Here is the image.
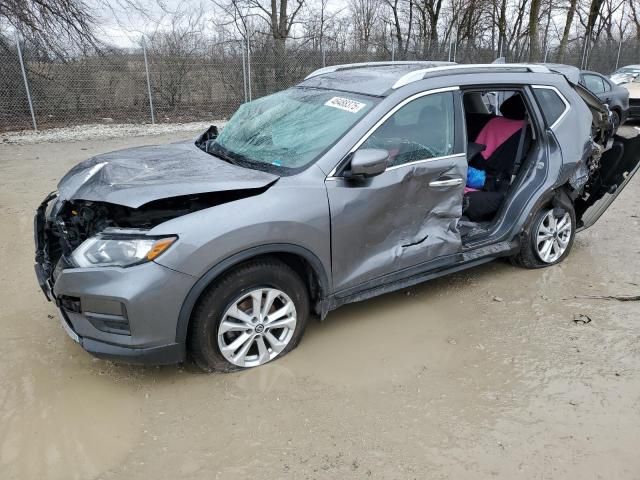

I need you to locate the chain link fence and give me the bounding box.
[1,35,637,132]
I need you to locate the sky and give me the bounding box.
[95,0,203,47]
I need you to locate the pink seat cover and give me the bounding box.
[475,116,525,161]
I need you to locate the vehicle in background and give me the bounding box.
[610,65,640,85]
[539,64,623,130]
[580,70,629,129]
[609,67,640,122]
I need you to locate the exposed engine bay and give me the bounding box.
[34,188,269,298]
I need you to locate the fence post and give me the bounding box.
[142,38,155,124]
[391,36,395,62]
[16,35,37,131]
[246,38,252,101]
[242,40,248,103]
[616,37,624,71]
[615,2,626,71]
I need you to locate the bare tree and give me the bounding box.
[213,0,306,80]
[384,0,413,59]
[556,0,578,61]
[528,0,541,60]
[147,8,206,110]
[350,0,380,51]
[0,0,98,53]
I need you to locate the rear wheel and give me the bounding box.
[611,109,621,132]
[188,259,310,372]
[511,203,576,269]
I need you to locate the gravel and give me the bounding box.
[0,121,222,145]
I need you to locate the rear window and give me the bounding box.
[532,88,567,127]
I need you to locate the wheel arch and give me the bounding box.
[514,184,575,242]
[175,244,330,344]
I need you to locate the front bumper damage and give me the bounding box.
[34,193,194,365]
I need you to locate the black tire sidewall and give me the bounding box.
[189,260,309,372]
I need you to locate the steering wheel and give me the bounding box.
[363,137,440,166]
[391,139,439,166]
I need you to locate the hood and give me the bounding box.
[611,72,640,85]
[622,81,640,99]
[57,141,279,208]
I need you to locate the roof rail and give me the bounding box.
[392,63,552,89]
[304,61,455,80]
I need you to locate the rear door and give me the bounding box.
[325,88,467,293]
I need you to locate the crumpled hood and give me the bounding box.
[57,141,279,208]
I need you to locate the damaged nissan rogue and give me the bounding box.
[35,62,640,371]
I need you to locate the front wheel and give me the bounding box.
[511,203,576,269]
[188,259,310,372]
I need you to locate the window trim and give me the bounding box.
[531,85,570,130]
[327,86,460,178]
[385,152,466,171]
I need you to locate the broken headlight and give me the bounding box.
[71,234,177,268]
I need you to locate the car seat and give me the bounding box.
[464,94,530,222]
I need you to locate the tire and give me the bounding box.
[188,258,310,372]
[611,109,621,133]
[511,201,576,269]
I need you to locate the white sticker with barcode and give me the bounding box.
[324,96,367,113]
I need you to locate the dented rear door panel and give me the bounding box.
[326,155,466,292]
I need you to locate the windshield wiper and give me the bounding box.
[209,142,239,166]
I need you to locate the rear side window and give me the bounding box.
[583,74,606,94]
[532,88,567,127]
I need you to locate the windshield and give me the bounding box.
[211,88,378,172]
[614,67,640,74]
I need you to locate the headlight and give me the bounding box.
[71,234,177,268]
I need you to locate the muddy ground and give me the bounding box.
[1,128,639,480]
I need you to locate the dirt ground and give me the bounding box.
[1,128,639,480]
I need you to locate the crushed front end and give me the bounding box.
[33,193,197,364]
[34,192,63,301]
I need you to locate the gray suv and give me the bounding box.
[35,62,640,371]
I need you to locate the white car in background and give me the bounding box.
[610,65,640,85]
[610,65,640,120]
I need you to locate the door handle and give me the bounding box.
[429,177,463,187]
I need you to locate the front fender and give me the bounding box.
[150,182,331,279]
[173,243,330,344]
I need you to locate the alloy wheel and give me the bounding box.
[535,210,572,263]
[217,288,297,367]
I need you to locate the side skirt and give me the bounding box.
[320,240,519,315]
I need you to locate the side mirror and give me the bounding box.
[348,148,389,179]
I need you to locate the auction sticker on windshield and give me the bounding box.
[325,97,367,113]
